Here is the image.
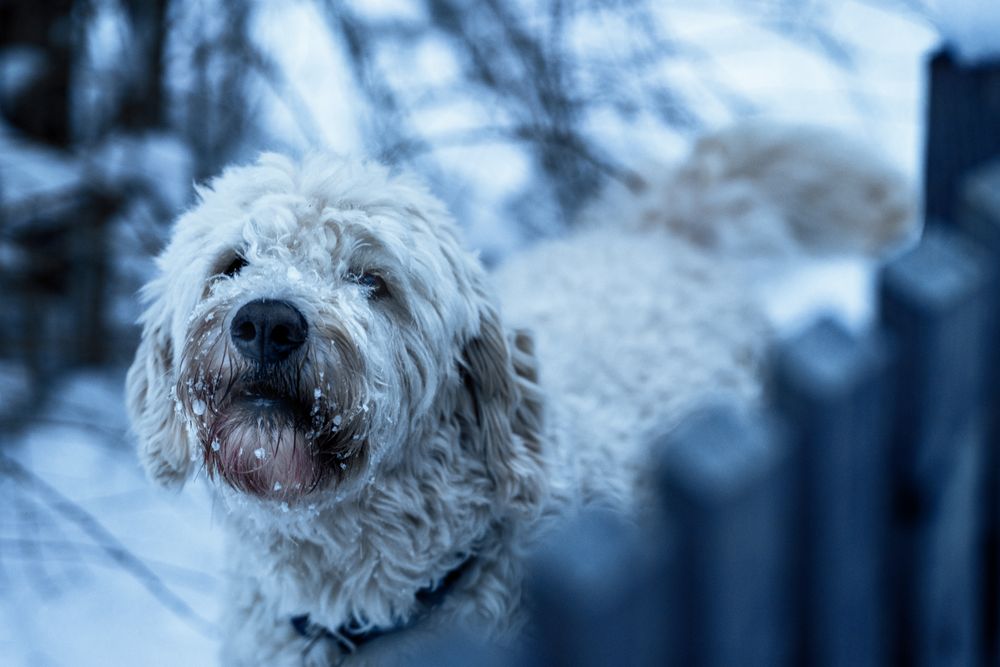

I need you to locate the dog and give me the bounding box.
[126,122,914,665]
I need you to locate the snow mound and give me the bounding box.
[929,0,1000,64]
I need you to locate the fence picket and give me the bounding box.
[924,49,1000,225]
[770,318,892,667]
[524,509,660,667]
[959,161,1000,665]
[879,230,993,666]
[655,403,791,667]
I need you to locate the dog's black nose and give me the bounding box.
[230,299,308,365]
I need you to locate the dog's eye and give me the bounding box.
[352,273,388,299]
[223,255,248,277]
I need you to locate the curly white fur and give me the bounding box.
[126,122,914,665]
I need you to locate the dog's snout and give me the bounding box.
[230,299,308,365]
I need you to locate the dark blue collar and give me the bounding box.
[291,555,477,658]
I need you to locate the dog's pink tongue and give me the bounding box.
[218,425,317,498]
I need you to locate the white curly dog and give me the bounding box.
[126,123,913,665]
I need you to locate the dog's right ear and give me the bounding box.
[457,298,547,518]
[125,318,192,488]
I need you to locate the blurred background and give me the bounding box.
[0,0,942,664]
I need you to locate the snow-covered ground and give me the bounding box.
[0,1,953,665]
[0,373,222,667]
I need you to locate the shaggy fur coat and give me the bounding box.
[126,122,913,665]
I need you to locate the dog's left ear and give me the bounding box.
[459,301,547,517]
[125,307,192,489]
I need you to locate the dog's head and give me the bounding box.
[126,153,543,512]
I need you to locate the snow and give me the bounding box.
[928,0,1000,63]
[251,0,365,154]
[91,133,194,214]
[0,47,47,103]
[0,126,85,209]
[0,372,223,667]
[762,257,875,333]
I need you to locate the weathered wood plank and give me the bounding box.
[655,403,791,667]
[404,630,518,667]
[924,48,1000,226]
[879,229,993,666]
[524,508,660,667]
[770,317,892,667]
[959,162,1000,665]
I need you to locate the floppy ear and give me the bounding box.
[125,320,192,488]
[459,301,547,517]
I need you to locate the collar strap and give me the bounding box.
[291,555,477,657]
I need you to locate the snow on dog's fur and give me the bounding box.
[126,122,914,665]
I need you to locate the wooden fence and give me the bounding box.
[411,48,1000,667]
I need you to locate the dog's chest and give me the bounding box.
[220,466,505,630]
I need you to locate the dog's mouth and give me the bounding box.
[233,385,302,415]
[197,377,367,502]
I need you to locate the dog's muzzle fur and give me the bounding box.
[177,292,369,499]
